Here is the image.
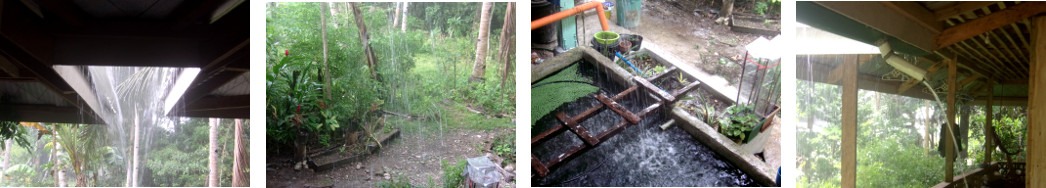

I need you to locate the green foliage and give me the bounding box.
[492,134,515,165]
[531,63,598,126]
[441,158,467,188]
[0,121,30,150]
[720,104,758,142]
[375,174,414,188]
[146,118,248,187]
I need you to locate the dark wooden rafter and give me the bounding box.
[34,0,88,26]
[936,2,1046,50]
[882,1,942,33]
[933,1,996,21]
[0,0,106,123]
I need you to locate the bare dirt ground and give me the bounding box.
[266,127,515,188]
[634,0,776,84]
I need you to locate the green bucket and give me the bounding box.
[594,31,620,45]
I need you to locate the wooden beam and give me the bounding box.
[841,55,858,188]
[882,1,942,33]
[0,55,19,77]
[799,55,938,101]
[957,74,982,88]
[934,1,997,21]
[945,59,957,182]
[897,79,922,94]
[826,54,873,84]
[936,2,1046,49]
[53,36,202,67]
[34,0,87,26]
[816,1,938,51]
[0,104,104,124]
[1027,15,1046,188]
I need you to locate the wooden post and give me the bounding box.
[945,59,956,182]
[1027,15,1046,188]
[984,77,993,165]
[841,55,858,188]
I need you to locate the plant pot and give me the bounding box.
[594,31,620,45]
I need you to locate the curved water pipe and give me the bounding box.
[878,40,968,187]
[531,1,610,31]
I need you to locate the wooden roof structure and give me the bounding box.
[798,1,1046,187]
[797,1,1040,106]
[0,0,248,124]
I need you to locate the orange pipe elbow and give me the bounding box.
[531,1,610,31]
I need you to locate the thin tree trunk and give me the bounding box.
[719,0,734,21]
[350,2,381,81]
[208,118,219,187]
[321,3,332,100]
[1,139,9,185]
[393,2,400,27]
[496,3,514,64]
[56,141,65,187]
[469,2,493,83]
[232,119,246,186]
[497,3,515,92]
[401,2,409,32]
[131,105,140,187]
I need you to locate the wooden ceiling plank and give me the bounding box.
[949,22,1020,81]
[955,37,1014,79]
[933,1,997,21]
[995,2,1031,62]
[882,1,943,33]
[978,7,1025,69]
[936,2,1046,49]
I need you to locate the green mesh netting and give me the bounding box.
[531,63,599,126]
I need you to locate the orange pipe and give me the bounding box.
[531,1,609,31]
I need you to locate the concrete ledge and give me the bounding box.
[671,107,777,186]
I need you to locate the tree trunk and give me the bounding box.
[1,139,9,185]
[469,2,493,83]
[321,3,332,100]
[131,105,140,187]
[401,2,409,32]
[350,2,381,81]
[232,119,247,187]
[497,3,515,97]
[719,0,734,20]
[56,141,65,187]
[208,118,219,187]
[393,2,400,27]
[496,3,514,64]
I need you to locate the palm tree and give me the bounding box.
[469,2,493,83]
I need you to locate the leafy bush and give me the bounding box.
[720,104,759,142]
[441,158,467,188]
[492,134,515,165]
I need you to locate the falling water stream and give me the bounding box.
[532,62,757,186]
[78,66,195,186]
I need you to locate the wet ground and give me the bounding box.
[266,125,514,188]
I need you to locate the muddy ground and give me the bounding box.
[266,126,515,188]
